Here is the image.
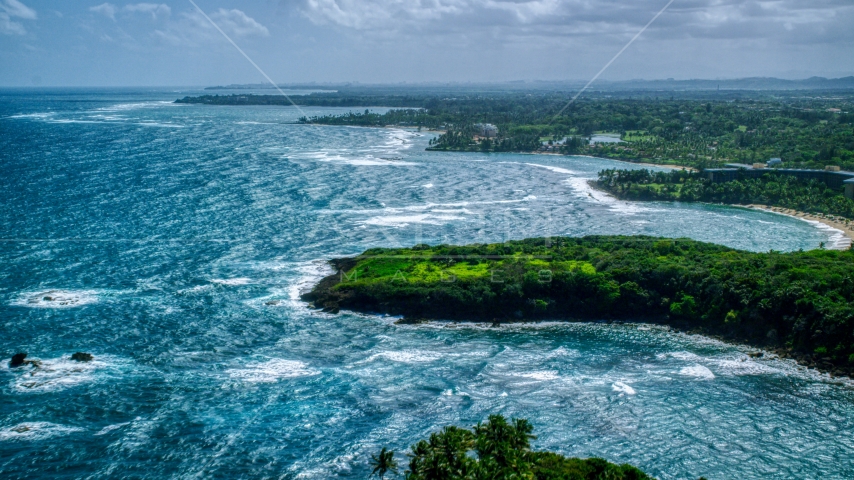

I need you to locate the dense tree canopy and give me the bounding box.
[373,414,652,480]
[596,169,854,220]
[182,91,854,170]
[304,236,854,376]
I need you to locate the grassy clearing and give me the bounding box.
[623,130,656,142]
[339,249,595,286]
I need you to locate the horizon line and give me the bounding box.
[3,75,854,90]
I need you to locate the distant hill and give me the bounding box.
[600,76,854,91]
[205,76,854,92]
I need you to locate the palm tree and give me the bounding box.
[370,447,398,479]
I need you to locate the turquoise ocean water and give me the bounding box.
[1,88,852,479]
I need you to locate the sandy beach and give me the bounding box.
[742,204,853,250]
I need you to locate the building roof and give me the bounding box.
[713,164,854,177]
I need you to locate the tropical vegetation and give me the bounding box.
[178,90,854,170]
[370,414,653,479]
[303,236,854,376]
[596,169,854,220]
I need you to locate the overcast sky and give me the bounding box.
[1,0,853,86]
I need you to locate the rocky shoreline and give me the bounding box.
[303,236,854,383]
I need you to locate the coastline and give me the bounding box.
[304,123,696,171]
[588,181,852,250]
[739,204,853,250]
[576,154,697,171]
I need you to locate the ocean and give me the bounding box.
[1,88,852,479]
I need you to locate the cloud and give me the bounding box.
[296,0,854,46]
[153,8,269,46]
[90,2,118,21]
[209,8,269,37]
[3,0,34,19]
[124,3,171,20]
[0,0,36,35]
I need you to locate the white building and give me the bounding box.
[474,123,498,138]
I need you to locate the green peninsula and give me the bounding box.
[303,236,854,376]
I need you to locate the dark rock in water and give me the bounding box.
[748,352,764,358]
[395,317,424,325]
[71,352,93,362]
[265,300,280,306]
[10,353,27,367]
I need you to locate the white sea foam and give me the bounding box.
[657,351,702,362]
[6,354,115,392]
[48,119,103,124]
[513,370,560,381]
[548,346,578,358]
[350,197,534,227]
[344,157,416,166]
[714,358,781,376]
[177,284,213,294]
[227,359,319,383]
[326,198,532,217]
[799,218,850,249]
[134,122,184,128]
[566,176,652,214]
[525,162,664,215]
[429,208,473,214]
[94,101,174,112]
[422,183,434,188]
[360,213,466,227]
[0,422,83,441]
[380,129,416,150]
[7,112,56,119]
[211,278,252,286]
[289,260,335,302]
[299,151,417,166]
[525,163,578,175]
[11,289,100,308]
[679,365,715,380]
[361,350,441,364]
[612,381,637,395]
[94,422,130,436]
[86,114,126,121]
[658,350,785,377]
[235,259,333,309]
[45,118,182,128]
